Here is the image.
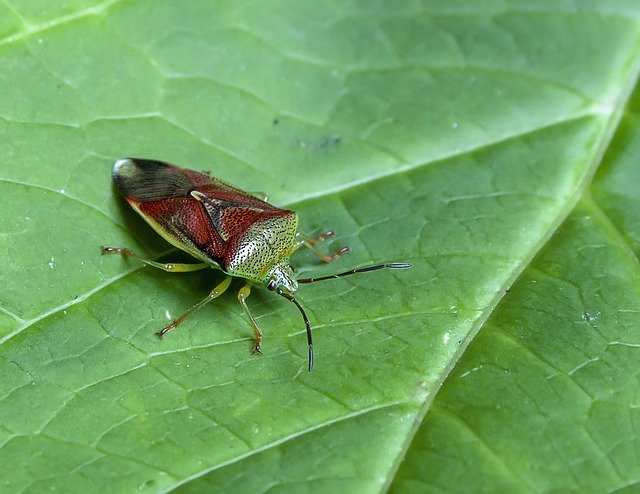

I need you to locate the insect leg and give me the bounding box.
[305,229,336,245]
[237,283,263,355]
[101,246,209,272]
[295,231,350,263]
[156,275,233,338]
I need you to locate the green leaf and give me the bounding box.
[1,1,639,492]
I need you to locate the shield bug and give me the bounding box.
[103,158,411,370]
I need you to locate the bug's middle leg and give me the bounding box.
[237,283,263,355]
[156,275,233,338]
[295,231,350,263]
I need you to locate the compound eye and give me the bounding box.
[288,263,295,272]
[267,280,277,291]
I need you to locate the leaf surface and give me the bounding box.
[0,1,639,492]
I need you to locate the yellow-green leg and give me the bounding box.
[156,276,233,338]
[237,283,263,354]
[295,230,350,263]
[101,246,210,272]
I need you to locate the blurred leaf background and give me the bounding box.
[0,1,639,492]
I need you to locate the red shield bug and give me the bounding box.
[102,158,411,371]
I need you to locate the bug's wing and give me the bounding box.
[112,158,199,200]
[112,158,228,265]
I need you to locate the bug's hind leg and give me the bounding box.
[295,231,350,263]
[237,283,263,355]
[101,246,210,272]
[156,275,233,338]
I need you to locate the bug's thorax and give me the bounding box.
[223,212,299,284]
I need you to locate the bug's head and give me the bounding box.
[266,262,298,295]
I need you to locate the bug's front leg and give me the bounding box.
[101,246,210,272]
[295,231,350,263]
[156,275,233,338]
[237,283,263,355]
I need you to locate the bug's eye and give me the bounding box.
[288,264,295,272]
[267,280,277,291]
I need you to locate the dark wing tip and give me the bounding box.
[112,158,193,202]
[112,158,169,181]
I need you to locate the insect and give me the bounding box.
[102,158,411,370]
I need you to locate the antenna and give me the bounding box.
[277,289,314,372]
[297,262,412,284]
